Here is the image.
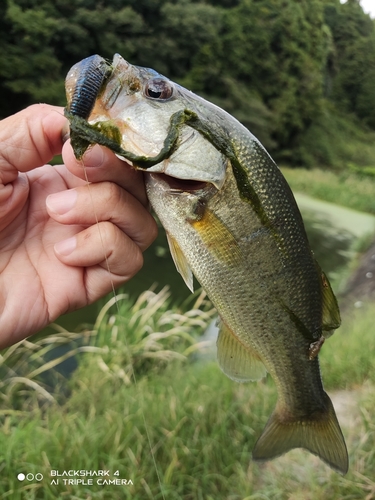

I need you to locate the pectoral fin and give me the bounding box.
[166,232,194,292]
[189,208,242,266]
[217,320,267,382]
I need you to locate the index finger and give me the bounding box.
[0,104,67,185]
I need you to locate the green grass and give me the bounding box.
[0,294,374,499]
[320,305,375,390]
[0,362,275,499]
[282,167,375,214]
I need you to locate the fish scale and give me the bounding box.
[65,53,348,475]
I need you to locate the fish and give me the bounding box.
[64,54,348,474]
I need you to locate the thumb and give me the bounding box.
[0,104,67,185]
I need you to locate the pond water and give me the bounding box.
[42,193,375,335]
[294,193,375,283]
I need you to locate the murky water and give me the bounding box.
[302,210,354,279]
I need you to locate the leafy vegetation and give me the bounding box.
[0,289,215,407]
[1,0,375,168]
[0,292,374,499]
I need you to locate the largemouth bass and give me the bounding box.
[65,54,348,474]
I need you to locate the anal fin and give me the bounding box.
[216,320,267,382]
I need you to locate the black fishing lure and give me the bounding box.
[65,54,112,119]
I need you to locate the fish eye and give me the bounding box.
[144,78,173,100]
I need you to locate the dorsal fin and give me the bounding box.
[321,270,341,337]
[216,320,267,382]
[315,260,341,338]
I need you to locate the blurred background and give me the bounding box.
[1,0,375,498]
[2,0,375,169]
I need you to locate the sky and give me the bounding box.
[360,0,375,17]
[341,0,375,17]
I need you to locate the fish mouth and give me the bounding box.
[149,173,210,193]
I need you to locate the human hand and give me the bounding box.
[0,104,157,348]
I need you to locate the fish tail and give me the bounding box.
[252,392,348,474]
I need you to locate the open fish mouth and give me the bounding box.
[151,173,210,193]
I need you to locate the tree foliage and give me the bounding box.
[1,0,374,167]
[324,0,375,129]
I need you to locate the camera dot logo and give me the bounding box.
[17,473,43,482]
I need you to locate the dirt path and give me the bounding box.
[341,238,375,308]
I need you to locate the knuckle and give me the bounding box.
[100,221,144,277]
[102,181,124,206]
[130,247,144,276]
[145,216,158,246]
[101,220,117,241]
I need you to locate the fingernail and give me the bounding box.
[54,236,77,256]
[83,144,105,168]
[46,189,77,215]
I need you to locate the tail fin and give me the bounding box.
[252,392,348,475]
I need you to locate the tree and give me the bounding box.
[183,0,330,158]
[0,0,374,168]
[0,1,62,115]
[0,0,146,116]
[324,0,375,127]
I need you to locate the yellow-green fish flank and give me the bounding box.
[65,54,348,474]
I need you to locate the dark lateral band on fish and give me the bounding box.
[280,300,321,344]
